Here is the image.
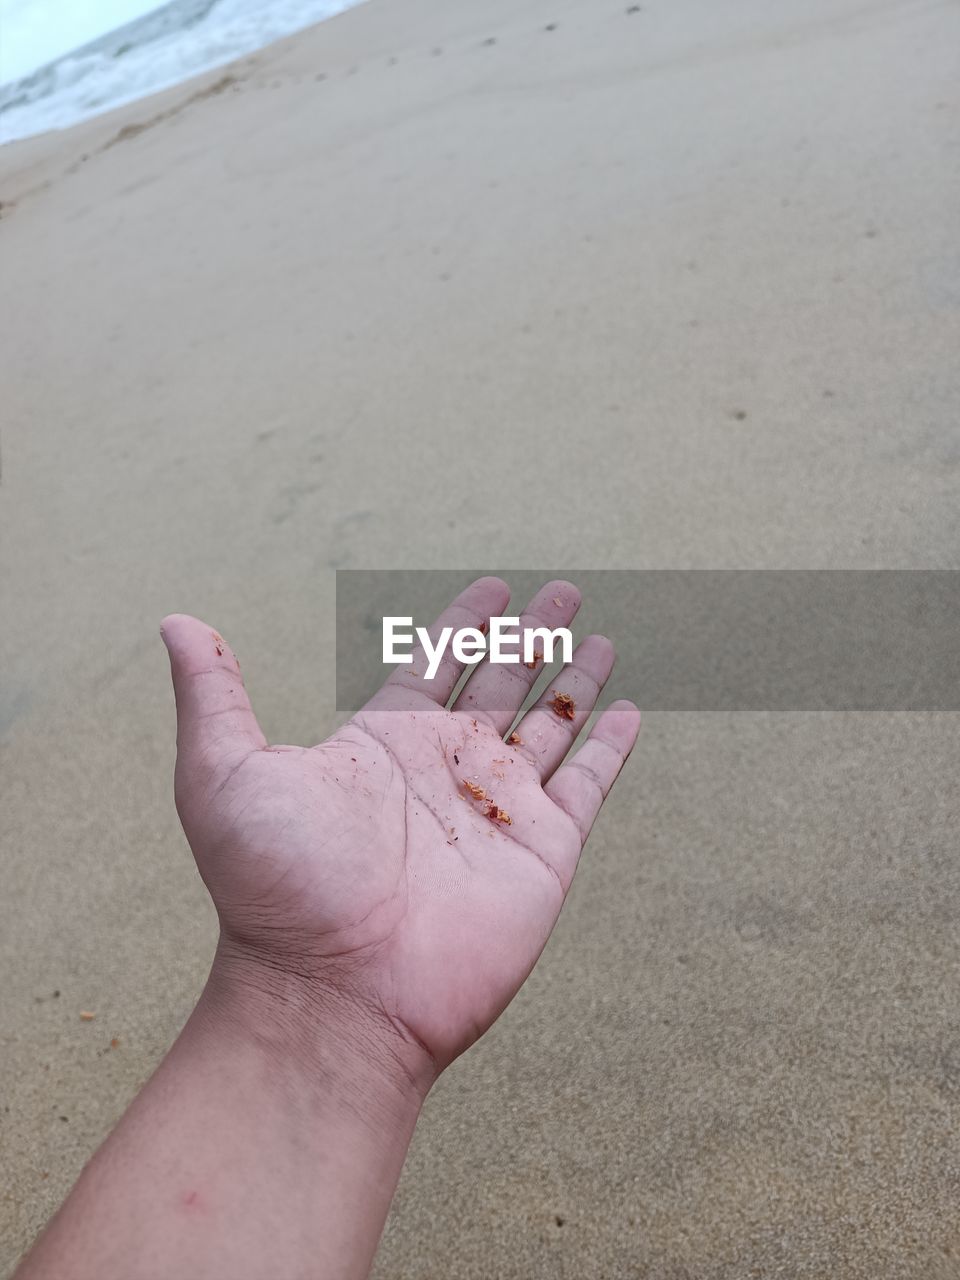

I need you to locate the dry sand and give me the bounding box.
[2,0,960,1275]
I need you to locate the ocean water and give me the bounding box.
[0,0,366,145]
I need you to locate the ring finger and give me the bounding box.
[507,634,616,781]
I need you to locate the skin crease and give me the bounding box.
[15,577,641,1280]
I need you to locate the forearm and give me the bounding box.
[15,943,427,1280]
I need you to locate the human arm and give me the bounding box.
[15,577,640,1280]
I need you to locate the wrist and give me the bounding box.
[199,935,436,1121]
[21,932,430,1280]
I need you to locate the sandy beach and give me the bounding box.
[2,0,960,1274]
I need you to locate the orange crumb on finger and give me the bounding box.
[484,801,512,825]
[550,691,576,720]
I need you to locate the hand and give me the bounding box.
[161,578,640,1093]
[11,578,641,1280]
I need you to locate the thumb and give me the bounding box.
[160,614,266,776]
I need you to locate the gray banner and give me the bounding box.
[335,571,960,712]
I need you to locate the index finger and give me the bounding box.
[366,576,511,710]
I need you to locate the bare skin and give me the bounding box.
[15,577,640,1280]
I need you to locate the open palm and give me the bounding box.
[161,578,640,1083]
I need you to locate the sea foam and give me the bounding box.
[0,0,366,145]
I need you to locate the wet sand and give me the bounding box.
[2,0,959,1274]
